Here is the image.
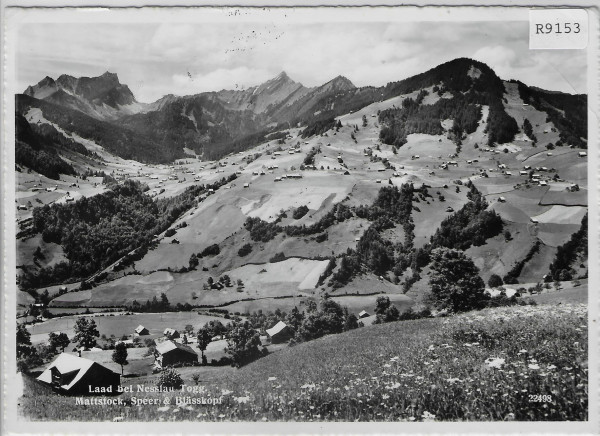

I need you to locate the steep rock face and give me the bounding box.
[23,72,143,120]
[216,72,312,113]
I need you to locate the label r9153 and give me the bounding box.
[535,22,581,34]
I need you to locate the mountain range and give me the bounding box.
[16,57,587,169]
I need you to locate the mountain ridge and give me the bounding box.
[19,57,587,164]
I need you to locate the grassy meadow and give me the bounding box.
[20,303,587,422]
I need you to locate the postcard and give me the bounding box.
[1,1,598,434]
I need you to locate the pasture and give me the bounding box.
[20,303,588,421]
[26,312,224,345]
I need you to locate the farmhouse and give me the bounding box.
[163,328,180,339]
[154,340,198,368]
[266,321,294,344]
[37,353,120,395]
[134,325,149,336]
[358,310,370,319]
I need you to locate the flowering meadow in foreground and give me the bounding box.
[21,304,588,422]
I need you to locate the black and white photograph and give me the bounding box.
[1,2,598,433]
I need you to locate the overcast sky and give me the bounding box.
[17,20,587,103]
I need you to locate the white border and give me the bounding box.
[1,2,598,435]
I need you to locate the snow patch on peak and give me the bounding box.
[468,65,482,79]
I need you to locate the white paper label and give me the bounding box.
[529,9,588,49]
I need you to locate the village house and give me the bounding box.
[134,325,149,336]
[37,353,120,395]
[154,340,198,368]
[163,328,180,339]
[266,321,294,344]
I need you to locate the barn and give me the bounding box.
[135,325,149,336]
[154,340,198,368]
[163,328,180,339]
[358,310,370,319]
[266,321,293,344]
[37,353,120,395]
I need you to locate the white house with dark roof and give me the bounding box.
[37,353,120,395]
[265,321,293,344]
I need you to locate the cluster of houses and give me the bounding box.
[34,304,379,395]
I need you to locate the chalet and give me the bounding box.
[358,310,370,319]
[530,217,539,224]
[243,183,250,188]
[375,179,382,183]
[134,325,149,336]
[287,174,303,179]
[498,197,506,203]
[539,180,548,186]
[578,151,587,157]
[520,171,528,176]
[274,177,282,182]
[265,321,293,344]
[524,165,531,170]
[17,205,27,211]
[547,152,553,156]
[211,282,224,290]
[163,328,180,339]
[154,340,198,369]
[37,353,120,395]
[498,164,507,169]
[65,197,75,202]
[274,152,281,156]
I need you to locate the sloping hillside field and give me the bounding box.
[21,304,588,421]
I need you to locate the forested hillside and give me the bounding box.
[14,113,92,179]
[379,59,519,147]
[16,95,179,163]
[19,175,236,290]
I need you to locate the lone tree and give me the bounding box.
[374,296,391,315]
[427,247,489,313]
[225,321,262,367]
[16,323,32,358]
[73,317,100,350]
[487,274,504,288]
[196,327,212,365]
[112,342,128,375]
[373,296,400,324]
[48,332,70,353]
